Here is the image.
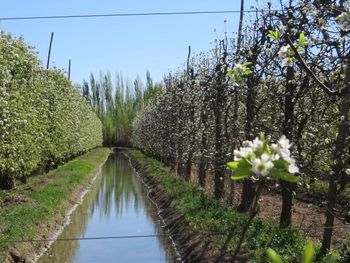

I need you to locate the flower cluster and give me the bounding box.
[346,168,350,176]
[277,46,291,61]
[269,30,308,66]
[336,1,350,31]
[227,62,253,86]
[228,134,299,182]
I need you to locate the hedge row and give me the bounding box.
[0,31,103,189]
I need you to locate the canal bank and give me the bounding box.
[127,150,311,263]
[37,149,180,263]
[2,148,314,262]
[127,150,230,262]
[0,148,111,263]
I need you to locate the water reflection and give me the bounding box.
[38,151,177,263]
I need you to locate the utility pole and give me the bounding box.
[46,32,54,69]
[68,59,71,80]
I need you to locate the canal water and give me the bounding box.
[38,151,178,263]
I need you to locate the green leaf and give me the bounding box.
[259,132,265,141]
[287,57,295,64]
[321,252,340,263]
[231,174,249,181]
[298,32,308,46]
[231,159,252,179]
[267,248,283,263]
[226,69,234,77]
[227,161,239,170]
[302,242,314,263]
[243,69,253,75]
[259,133,270,154]
[268,30,281,40]
[242,61,253,67]
[275,171,300,183]
[273,159,289,169]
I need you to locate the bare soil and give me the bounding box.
[0,195,34,208]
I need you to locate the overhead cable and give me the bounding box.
[0,10,283,21]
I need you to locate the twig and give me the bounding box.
[232,180,264,261]
[285,36,338,96]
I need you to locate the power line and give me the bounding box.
[2,222,350,244]
[2,231,237,244]
[0,10,282,21]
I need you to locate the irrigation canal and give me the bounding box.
[38,150,180,263]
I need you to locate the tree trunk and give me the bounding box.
[239,65,256,212]
[198,159,206,187]
[214,85,225,199]
[339,171,348,191]
[213,66,225,199]
[213,38,228,200]
[238,180,255,212]
[280,65,296,228]
[0,174,14,190]
[185,157,192,181]
[321,53,350,252]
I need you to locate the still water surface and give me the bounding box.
[38,151,177,263]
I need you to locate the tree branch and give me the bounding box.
[285,36,338,96]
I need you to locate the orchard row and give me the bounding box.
[132,0,350,253]
[0,31,103,189]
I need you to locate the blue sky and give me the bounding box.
[0,0,272,85]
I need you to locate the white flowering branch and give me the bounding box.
[285,36,338,96]
[228,133,299,182]
[227,133,299,260]
[227,62,253,86]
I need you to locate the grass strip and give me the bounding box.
[129,150,345,262]
[0,147,111,261]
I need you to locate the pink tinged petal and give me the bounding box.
[252,137,263,150]
[261,154,270,162]
[240,147,253,157]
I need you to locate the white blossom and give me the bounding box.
[346,168,350,176]
[278,46,289,59]
[337,2,350,30]
[252,137,263,151]
[252,154,274,176]
[272,135,292,159]
[234,147,253,161]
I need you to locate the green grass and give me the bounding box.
[307,179,350,202]
[129,150,344,262]
[307,180,350,220]
[0,147,111,261]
